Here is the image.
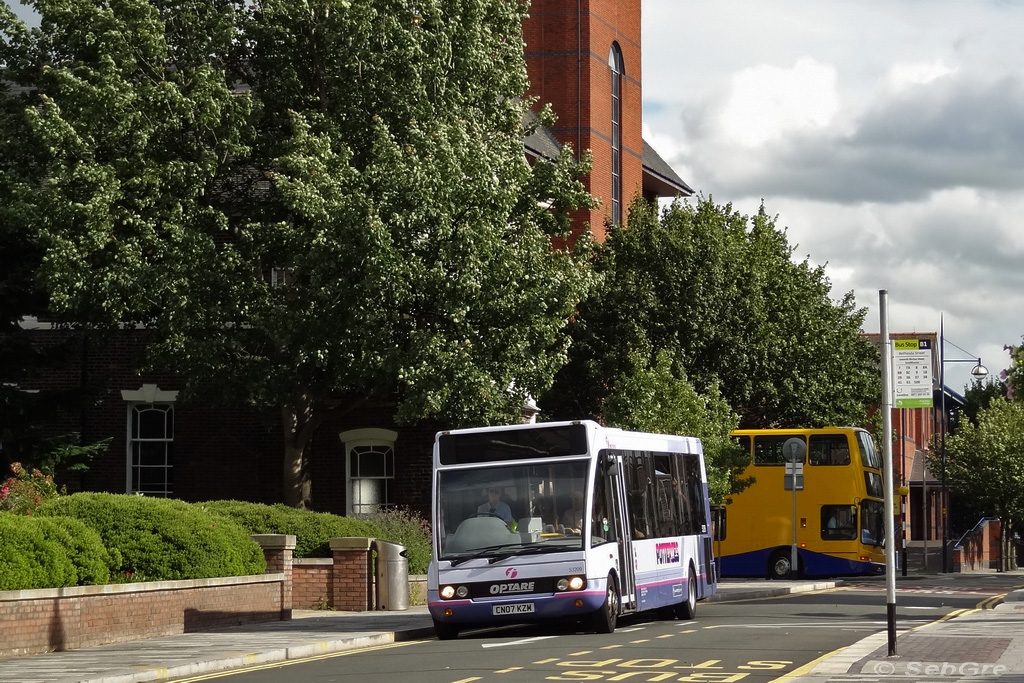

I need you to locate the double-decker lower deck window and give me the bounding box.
[821,504,857,540]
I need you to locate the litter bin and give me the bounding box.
[374,540,410,611]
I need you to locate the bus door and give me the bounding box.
[603,452,637,613]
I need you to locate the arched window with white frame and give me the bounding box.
[339,428,398,515]
[121,384,178,497]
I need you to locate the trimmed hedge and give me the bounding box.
[0,514,114,590]
[36,493,266,581]
[202,500,432,574]
[200,500,378,558]
[3,494,433,588]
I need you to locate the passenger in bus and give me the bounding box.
[831,448,851,465]
[477,486,514,526]
[563,490,586,532]
[533,495,559,531]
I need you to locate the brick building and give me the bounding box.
[12,2,690,518]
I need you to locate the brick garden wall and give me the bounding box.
[954,518,1003,572]
[0,535,426,658]
[0,574,285,658]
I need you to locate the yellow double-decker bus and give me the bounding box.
[715,427,886,579]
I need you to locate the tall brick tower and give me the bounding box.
[523,0,689,243]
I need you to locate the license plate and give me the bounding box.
[492,602,535,616]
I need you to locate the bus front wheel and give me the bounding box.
[433,619,459,641]
[675,567,698,619]
[768,549,796,580]
[591,574,619,634]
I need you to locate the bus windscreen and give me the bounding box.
[438,424,589,465]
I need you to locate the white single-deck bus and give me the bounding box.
[427,420,717,639]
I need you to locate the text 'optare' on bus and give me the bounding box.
[713,427,886,580]
[427,420,717,640]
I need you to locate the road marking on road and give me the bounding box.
[711,620,928,629]
[166,641,425,682]
[767,644,848,683]
[482,635,557,648]
[495,666,522,673]
[978,593,1006,610]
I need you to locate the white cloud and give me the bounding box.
[885,60,956,91]
[713,57,840,147]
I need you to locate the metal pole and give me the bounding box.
[940,314,948,573]
[879,290,897,656]
[791,445,798,575]
[901,410,907,577]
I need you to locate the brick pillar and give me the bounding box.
[253,534,296,620]
[330,537,375,611]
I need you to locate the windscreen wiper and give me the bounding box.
[447,543,529,566]
[485,544,570,564]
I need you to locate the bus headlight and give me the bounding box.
[440,585,470,600]
[557,576,586,591]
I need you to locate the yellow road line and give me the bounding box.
[165,640,425,682]
[767,646,845,683]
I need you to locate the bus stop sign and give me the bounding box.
[783,438,805,491]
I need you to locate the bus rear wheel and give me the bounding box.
[590,574,619,634]
[768,549,796,580]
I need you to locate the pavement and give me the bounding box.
[1,577,1022,683]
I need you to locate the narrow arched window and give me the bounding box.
[609,43,624,226]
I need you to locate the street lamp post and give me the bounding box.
[938,314,988,573]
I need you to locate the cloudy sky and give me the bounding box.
[642,0,1024,393]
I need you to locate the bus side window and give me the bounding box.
[809,435,851,466]
[753,436,795,465]
[821,505,857,540]
[623,453,652,539]
[591,462,615,546]
[731,435,752,462]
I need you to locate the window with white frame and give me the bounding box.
[121,384,178,497]
[339,428,397,515]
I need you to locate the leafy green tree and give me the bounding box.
[5,0,595,508]
[602,346,750,505]
[962,376,1009,428]
[1005,341,1024,402]
[544,196,880,434]
[930,398,1024,570]
[0,4,106,477]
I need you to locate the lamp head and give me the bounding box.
[971,363,989,378]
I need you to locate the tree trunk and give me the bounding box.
[280,401,319,509]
